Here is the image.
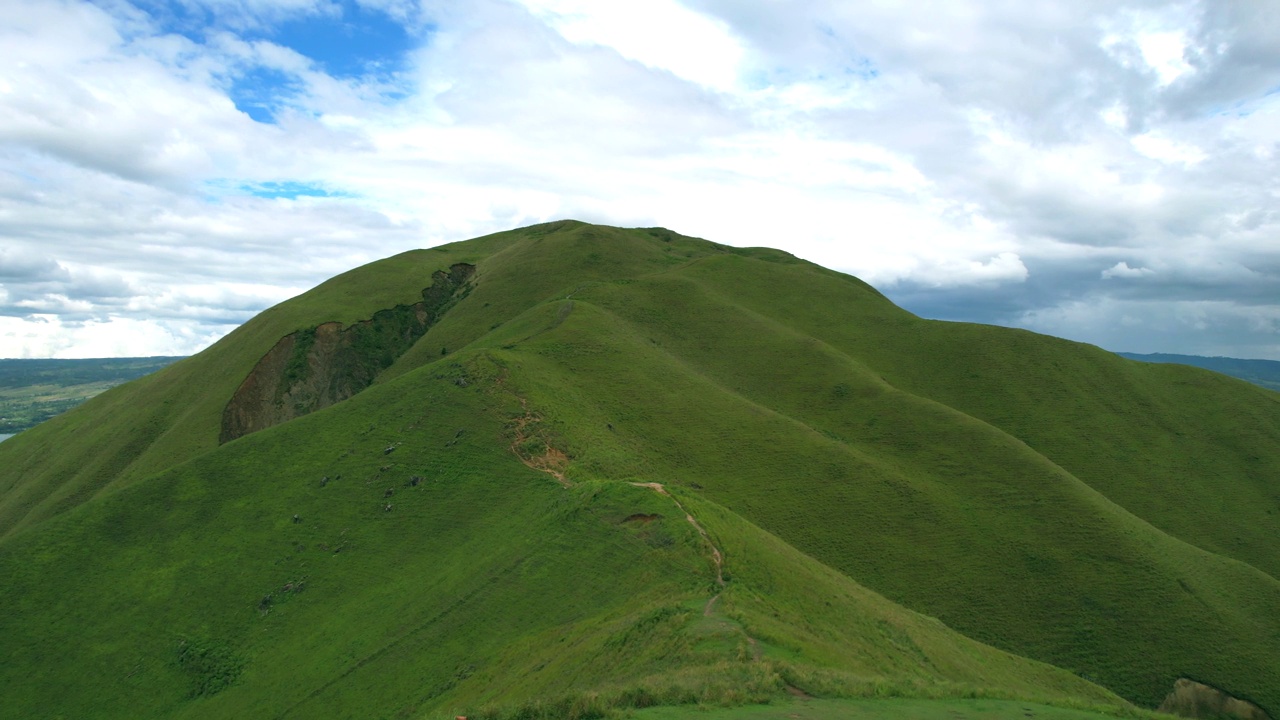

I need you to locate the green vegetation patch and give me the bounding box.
[175,636,245,698]
[629,698,1165,720]
[3,221,1280,719]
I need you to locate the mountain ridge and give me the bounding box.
[1,220,1277,719]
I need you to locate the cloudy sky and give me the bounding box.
[2,0,1278,359]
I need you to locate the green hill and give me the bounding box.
[2,221,1277,720]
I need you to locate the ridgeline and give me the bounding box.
[1,221,1277,720]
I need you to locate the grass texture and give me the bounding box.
[2,221,1278,719]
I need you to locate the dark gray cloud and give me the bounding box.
[0,247,71,282]
[695,0,1280,358]
[1163,1,1280,117]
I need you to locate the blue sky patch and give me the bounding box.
[136,0,424,79]
[241,181,354,199]
[202,180,355,200]
[132,0,427,124]
[228,66,299,123]
[269,2,420,80]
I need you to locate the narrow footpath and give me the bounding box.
[628,480,767,663]
[629,481,724,587]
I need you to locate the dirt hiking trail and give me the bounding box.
[630,482,770,667]
[629,482,724,587]
[508,396,570,487]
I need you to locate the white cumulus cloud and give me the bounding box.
[1,0,1279,359]
[1102,261,1156,279]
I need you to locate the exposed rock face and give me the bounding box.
[1160,678,1271,720]
[220,263,474,443]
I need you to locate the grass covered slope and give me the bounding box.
[475,280,1280,712]
[634,698,1154,720]
[0,235,513,540]
[0,223,732,540]
[2,221,1279,717]
[0,350,1118,719]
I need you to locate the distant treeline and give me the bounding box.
[0,357,184,434]
[1117,352,1280,392]
[0,357,186,389]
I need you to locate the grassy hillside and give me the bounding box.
[0,348,1117,719]
[469,268,1280,710]
[0,356,182,434]
[2,221,1278,718]
[0,242,498,540]
[633,698,1157,720]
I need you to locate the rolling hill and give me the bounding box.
[1,221,1277,720]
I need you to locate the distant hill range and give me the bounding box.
[1,222,1278,720]
[0,356,184,435]
[1117,352,1280,392]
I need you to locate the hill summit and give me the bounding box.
[2,221,1278,720]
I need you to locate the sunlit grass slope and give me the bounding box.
[488,279,1280,711]
[0,223,715,539]
[0,241,480,539]
[632,697,1157,720]
[0,350,1117,719]
[2,220,1278,718]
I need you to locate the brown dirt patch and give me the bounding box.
[507,396,570,487]
[703,594,720,616]
[222,264,474,443]
[524,444,568,482]
[1159,678,1271,720]
[785,684,812,700]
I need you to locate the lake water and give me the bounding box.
[0,434,14,443]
